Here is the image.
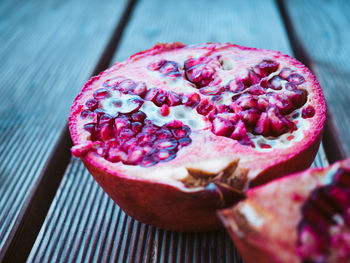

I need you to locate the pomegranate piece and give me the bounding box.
[218,159,350,263]
[184,55,222,87]
[69,42,326,231]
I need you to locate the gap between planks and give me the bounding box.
[0,1,137,262]
[276,0,347,163]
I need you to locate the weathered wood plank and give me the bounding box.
[0,0,128,261]
[284,0,350,158]
[28,0,329,262]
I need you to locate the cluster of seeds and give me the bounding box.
[297,168,350,262]
[80,78,191,167]
[79,56,314,165]
[182,56,312,146]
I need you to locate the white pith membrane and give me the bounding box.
[71,44,324,191]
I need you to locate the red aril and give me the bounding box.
[218,159,350,263]
[69,43,326,231]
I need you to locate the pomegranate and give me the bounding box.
[218,159,350,263]
[69,42,326,231]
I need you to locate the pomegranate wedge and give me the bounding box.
[218,159,350,263]
[69,43,326,231]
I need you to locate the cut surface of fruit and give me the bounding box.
[218,159,350,263]
[69,42,326,231]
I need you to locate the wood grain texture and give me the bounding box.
[284,0,350,157]
[114,0,292,63]
[28,0,329,262]
[0,0,127,258]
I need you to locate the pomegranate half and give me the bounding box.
[69,43,326,231]
[218,159,350,263]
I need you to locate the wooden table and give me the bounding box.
[0,0,349,262]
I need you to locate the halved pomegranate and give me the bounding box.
[69,42,326,231]
[218,159,350,263]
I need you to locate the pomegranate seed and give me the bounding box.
[119,128,135,141]
[167,91,183,106]
[81,110,92,119]
[155,92,168,106]
[185,93,201,107]
[196,98,214,115]
[137,133,157,145]
[247,84,265,95]
[115,118,131,133]
[131,122,143,133]
[184,56,219,87]
[107,147,128,163]
[155,139,178,150]
[85,99,98,110]
[100,123,114,141]
[166,120,183,129]
[83,123,95,133]
[230,102,243,114]
[121,138,138,152]
[279,68,293,79]
[117,79,135,92]
[227,80,246,93]
[199,85,223,95]
[257,98,269,111]
[217,104,231,113]
[160,104,170,116]
[148,59,166,71]
[155,150,176,161]
[179,137,192,147]
[268,93,293,115]
[100,114,113,124]
[255,59,279,77]
[254,112,270,136]
[93,88,110,99]
[144,87,158,102]
[302,105,315,118]
[267,108,289,136]
[133,82,148,97]
[131,111,146,122]
[156,129,173,140]
[241,109,260,127]
[230,120,247,140]
[248,69,261,85]
[212,117,234,136]
[236,95,258,109]
[128,146,145,163]
[140,156,157,167]
[269,76,283,90]
[142,123,159,134]
[159,61,181,78]
[216,112,240,123]
[171,126,190,139]
[288,73,305,85]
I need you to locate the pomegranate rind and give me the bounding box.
[218,159,350,262]
[69,42,326,231]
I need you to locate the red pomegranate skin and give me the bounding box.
[218,159,350,263]
[69,42,326,231]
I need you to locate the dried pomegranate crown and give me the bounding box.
[69,43,326,231]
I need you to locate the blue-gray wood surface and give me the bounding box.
[0,0,128,259]
[0,0,348,262]
[285,0,350,157]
